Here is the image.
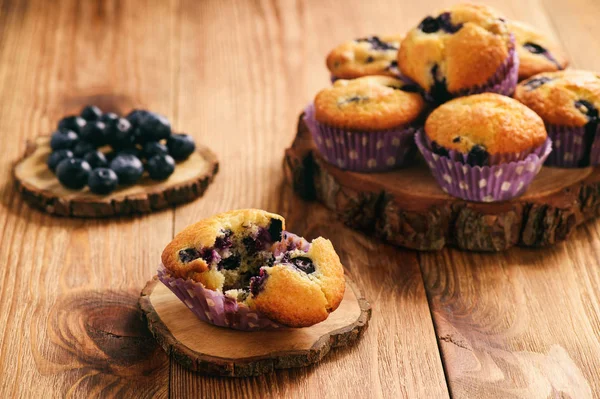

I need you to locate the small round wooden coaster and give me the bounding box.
[139,276,371,377]
[13,136,218,217]
[284,113,600,251]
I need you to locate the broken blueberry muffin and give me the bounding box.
[507,20,568,81]
[304,75,426,172]
[398,3,518,103]
[515,70,600,167]
[416,93,550,202]
[160,209,345,329]
[326,35,403,81]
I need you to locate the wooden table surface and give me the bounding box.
[1,0,600,397]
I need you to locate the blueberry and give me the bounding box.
[220,254,241,270]
[250,270,268,296]
[430,64,451,103]
[107,117,134,148]
[87,168,119,195]
[58,115,86,134]
[167,134,196,161]
[80,105,102,121]
[109,154,144,185]
[431,141,449,157]
[291,256,315,274]
[268,218,283,242]
[55,158,92,189]
[215,230,233,250]
[106,146,143,161]
[179,248,201,263]
[146,154,175,180]
[83,150,108,169]
[100,112,119,124]
[72,141,97,157]
[355,36,398,51]
[143,141,169,158]
[438,12,463,33]
[79,120,108,146]
[399,84,420,93]
[524,76,552,90]
[50,129,79,150]
[47,149,74,172]
[125,109,151,127]
[419,16,440,33]
[575,100,599,122]
[137,112,172,142]
[523,42,546,54]
[466,144,489,167]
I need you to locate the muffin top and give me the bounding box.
[398,3,512,97]
[314,75,426,130]
[326,35,403,79]
[514,70,600,127]
[425,93,547,155]
[508,20,568,80]
[161,209,345,328]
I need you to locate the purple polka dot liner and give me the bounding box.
[303,103,418,172]
[157,265,283,331]
[416,130,552,202]
[544,123,600,167]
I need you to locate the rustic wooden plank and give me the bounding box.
[418,1,600,397]
[0,0,185,397]
[166,0,449,396]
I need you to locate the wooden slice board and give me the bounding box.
[284,113,600,252]
[139,276,371,377]
[13,136,219,217]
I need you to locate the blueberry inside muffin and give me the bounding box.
[161,209,345,327]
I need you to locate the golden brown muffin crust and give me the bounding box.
[425,93,547,154]
[314,75,426,130]
[514,70,600,127]
[398,3,511,93]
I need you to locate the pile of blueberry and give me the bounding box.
[47,105,196,195]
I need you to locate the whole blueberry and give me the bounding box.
[83,150,109,169]
[80,105,102,121]
[100,112,119,124]
[109,154,144,185]
[50,129,79,150]
[137,112,172,142]
[125,109,151,127]
[72,141,97,157]
[146,154,175,180]
[58,115,86,134]
[167,134,196,161]
[55,158,92,189]
[88,168,119,195]
[47,149,74,172]
[107,117,134,148]
[79,120,108,146]
[143,141,168,158]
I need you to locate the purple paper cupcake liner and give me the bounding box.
[303,103,418,172]
[157,265,282,331]
[544,123,600,167]
[415,130,552,202]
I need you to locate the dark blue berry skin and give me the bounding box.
[431,141,449,157]
[466,145,489,167]
[524,76,553,90]
[167,134,196,161]
[58,115,86,134]
[523,42,546,54]
[56,158,92,189]
[83,150,108,169]
[146,154,175,180]
[72,141,97,157]
[79,120,108,146]
[290,256,315,274]
[125,109,151,127]
[137,112,172,143]
[100,112,119,124]
[109,154,144,185]
[179,248,201,263]
[355,36,398,51]
[143,141,168,158]
[107,118,134,148]
[80,105,102,121]
[50,129,79,150]
[88,168,119,195]
[47,149,74,172]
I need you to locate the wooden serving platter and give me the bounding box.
[139,276,371,377]
[13,136,219,217]
[284,113,600,252]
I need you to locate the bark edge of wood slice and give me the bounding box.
[13,136,219,218]
[283,113,600,252]
[139,275,371,377]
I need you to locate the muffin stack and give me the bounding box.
[304,3,600,202]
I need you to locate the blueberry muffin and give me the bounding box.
[398,3,518,103]
[507,20,568,81]
[304,75,426,172]
[159,209,346,329]
[326,35,403,81]
[514,70,600,167]
[416,93,550,202]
